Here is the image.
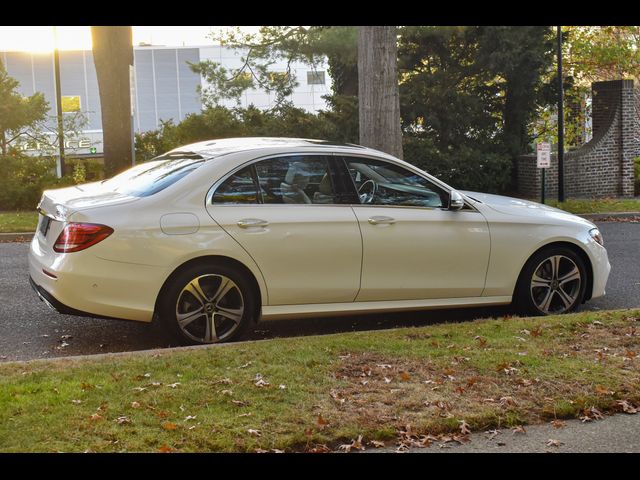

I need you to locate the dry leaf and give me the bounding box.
[338,435,365,453]
[232,400,249,407]
[89,413,103,421]
[551,420,566,429]
[546,439,564,447]
[512,425,526,434]
[162,422,178,431]
[220,389,233,396]
[617,400,639,414]
[595,385,614,395]
[184,415,197,421]
[115,416,131,425]
[369,440,385,448]
[459,420,471,435]
[71,399,82,405]
[167,382,181,389]
[317,414,330,428]
[248,429,262,437]
[131,401,141,409]
[158,444,174,453]
[307,444,331,453]
[399,371,411,381]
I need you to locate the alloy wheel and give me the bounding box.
[175,274,244,343]
[530,255,582,314]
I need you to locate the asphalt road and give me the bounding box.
[1,221,638,362]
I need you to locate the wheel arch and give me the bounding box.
[513,241,594,303]
[154,255,264,323]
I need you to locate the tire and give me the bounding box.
[514,246,587,316]
[157,261,257,345]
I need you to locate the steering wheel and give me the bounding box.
[358,179,377,204]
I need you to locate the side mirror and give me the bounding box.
[449,190,464,211]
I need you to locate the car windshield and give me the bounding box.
[103,153,205,197]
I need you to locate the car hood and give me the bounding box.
[460,190,596,228]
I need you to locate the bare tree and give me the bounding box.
[357,26,403,158]
[91,26,134,176]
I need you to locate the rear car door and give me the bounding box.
[205,154,362,306]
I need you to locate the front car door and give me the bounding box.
[340,156,491,302]
[205,154,362,306]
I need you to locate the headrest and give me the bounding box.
[284,162,311,188]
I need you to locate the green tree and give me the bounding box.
[0,60,49,155]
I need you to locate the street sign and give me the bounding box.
[537,142,551,168]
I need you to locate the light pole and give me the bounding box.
[557,25,565,202]
[53,26,65,178]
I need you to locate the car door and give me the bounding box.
[340,156,491,302]
[205,154,362,306]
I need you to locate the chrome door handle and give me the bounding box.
[368,216,396,225]
[237,218,269,228]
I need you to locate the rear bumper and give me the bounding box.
[28,236,168,322]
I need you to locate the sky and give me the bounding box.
[0,26,262,52]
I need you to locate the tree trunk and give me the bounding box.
[91,26,133,177]
[357,26,403,159]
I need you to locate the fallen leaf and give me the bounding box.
[530,326,543,337]
[162,422,178,431]
[338,435,365,453]
[551,420,566,429]
[279,384,286,390]
[254,373,270,388]
[248,429,261,437]
[167,382,181,389]
[546,439,564,447]
[616,400,639,414]
[184,415,197,421]
[232,399,249,407]
[369,440,385,448]
[307,444,331,453]
[399,371,411,381]
[512,425,526,434]
[459,420,471,435]
[239,361,252,369]
[158,444,175,453]
[89,413,103,421]
[115,416,131,425]
[595,385,614,395]
[317,414,330,428]
[71,399,82,405]
[220,389,233,396]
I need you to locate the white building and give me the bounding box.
[1,45,332,157]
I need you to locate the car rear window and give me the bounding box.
[104,154,205,197]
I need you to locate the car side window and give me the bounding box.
[254,156,337,204]
[211,166,259,204]
[343,157,448,208]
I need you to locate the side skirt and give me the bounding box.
[261,296,512,320]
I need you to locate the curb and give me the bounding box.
[0,232,34,242]
[578,212,640,221]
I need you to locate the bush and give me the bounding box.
[403,137,513,194]
[0,154,76,210]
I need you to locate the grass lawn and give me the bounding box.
[546,198,640,214]
[1,309,639,452]
[0,211,38,233]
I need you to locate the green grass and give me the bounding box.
[546,198,640,214]
[1,309,639,452]
[0,211,38,233]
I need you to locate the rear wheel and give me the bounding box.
[158,262,256,345]
[514,247,587,316]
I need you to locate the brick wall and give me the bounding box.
[518,79,638,199]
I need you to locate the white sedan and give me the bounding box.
[29,138,611,345]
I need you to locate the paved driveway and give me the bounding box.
[1,221,638,362]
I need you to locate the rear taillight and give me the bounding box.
[53,223,114,253]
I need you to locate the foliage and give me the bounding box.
[0,61,50,155]
[135,104,357,162]
[0,153,74,210]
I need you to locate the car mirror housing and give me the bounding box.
[449,190,464,211]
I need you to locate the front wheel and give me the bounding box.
[514,247,587,316]
[158,262,256,345]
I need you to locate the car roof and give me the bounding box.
[165,137,386,159]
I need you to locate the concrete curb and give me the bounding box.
[0,232,34,242]
[578,212,640,221]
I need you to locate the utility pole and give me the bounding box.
[53,26,65,178]
[557,25,565,202]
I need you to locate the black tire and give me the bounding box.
[157,261,257,345]
[514,246,587,316]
